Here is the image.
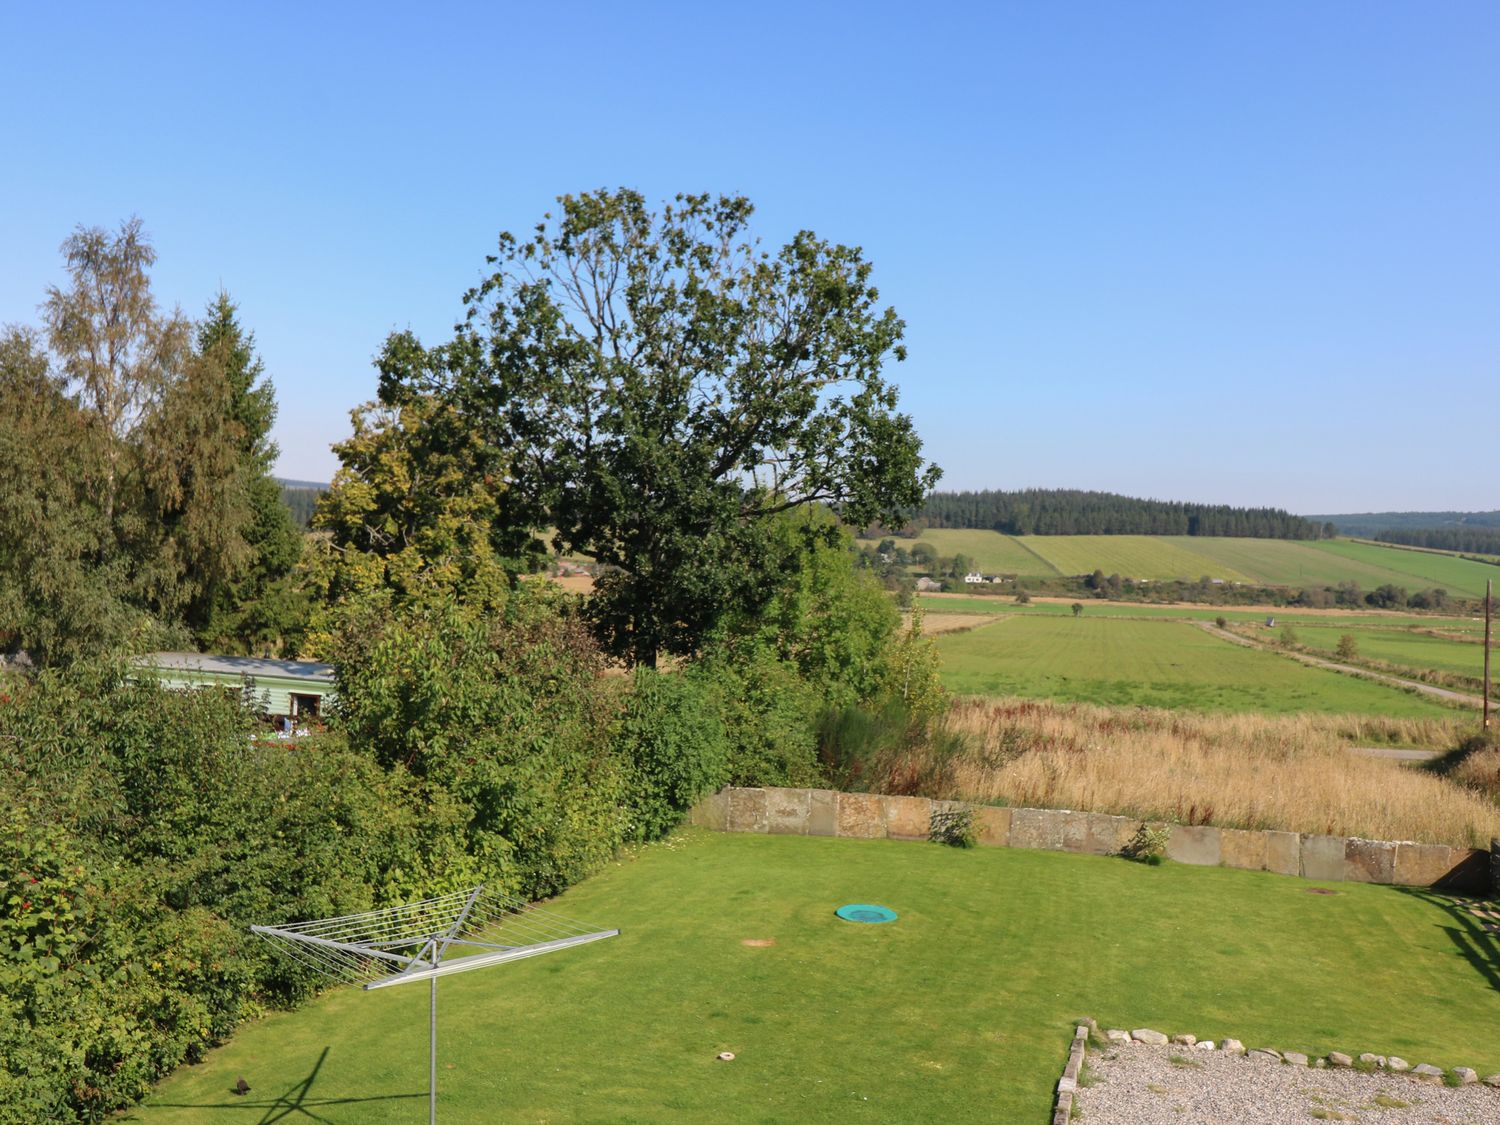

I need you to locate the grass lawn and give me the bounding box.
[934,617,1454,715]
[130,832,1500,1123]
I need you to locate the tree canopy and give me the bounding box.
[370,189,940,665]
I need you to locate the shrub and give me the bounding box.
[928,806,976,848]
[614,668,729,842]
[1215,616,1228,629]
[1336,634,1359,660]
[1122,823,1171,864]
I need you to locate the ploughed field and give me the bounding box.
[132,832,1500,1124]
[934,616,1455,716]
[868,529,1500,598]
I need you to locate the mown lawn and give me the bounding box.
[935,617,1454,715]
[130,832,1500,1124]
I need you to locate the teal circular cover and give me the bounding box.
[836,903,897,924]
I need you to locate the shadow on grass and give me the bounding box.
[1396,887,1500,994]
[133,1047,425,1124]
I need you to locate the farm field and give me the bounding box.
[1292,624,1488,681]
[860,527,1058,575]
[916,593,1471,629]
[934,617,1454,716]
[1019,534,1255,582]
[878,528,1500,598]
[131,832,1500,1124]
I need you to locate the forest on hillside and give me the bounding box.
[1311,510,1500,537]
[910,489,1331,539]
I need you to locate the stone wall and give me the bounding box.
[689,787,1490,892]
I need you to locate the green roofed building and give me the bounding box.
[136,652,335,719]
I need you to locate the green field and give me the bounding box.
[918,594,1474,630]
[935,617,1453,715]
[864,528,1058,575]
[880,528,1500,598]
[1293,624,1488,681]
[132,832,1500,1123]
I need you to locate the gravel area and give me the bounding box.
[1075,1043,1500,1124]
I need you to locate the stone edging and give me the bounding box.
[1053,1024,1088,1125]
[689,787,1490,892]
[1098,1023,1500,1088]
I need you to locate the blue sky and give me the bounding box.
[3,1,1495,513]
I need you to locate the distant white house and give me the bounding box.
[963,572,986,584]
[136,653,335,719]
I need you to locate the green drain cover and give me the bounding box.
[835,904,898,924]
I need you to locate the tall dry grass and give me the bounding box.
[873,697,1500,847]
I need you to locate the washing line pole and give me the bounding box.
[430,975,437,1125]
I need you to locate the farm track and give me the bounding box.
[1194,621,1486,709]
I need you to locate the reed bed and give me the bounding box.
[876,697,1500,847]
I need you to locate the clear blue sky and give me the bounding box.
[3,1,1495,513]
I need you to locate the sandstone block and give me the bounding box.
[690,789,728,830]
[1220,827,1268,870]
[974,805,1012,847]
[836,792,884,839]
[1344,837,1395,883]
[1058,810,1092,853]
[807,789,838,837]
[1301,834,1347,881]
[1392,842,1456,886]
[725,788,768,833]
[1012,807,1066,850]
[764,787,811,835]
[1266,831,1301,876]
[880,795,932,839]
[1171,1034,1197,1046]
[1131,1028,1168,1045]
[1166,825,1222,866]
[1105,1029,1131,1045]
[1086,813,1137,856]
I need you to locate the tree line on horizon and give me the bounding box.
[905,488,1333,539]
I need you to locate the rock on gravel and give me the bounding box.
[1454,1067,1479,1085]
[1131,1028,1168,1045]
[1220,1039,1244,1055]
[1328,1051,1353,1067]
[1387,1056,1410,1072]
[1076,1042,1500,1124]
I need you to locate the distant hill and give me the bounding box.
[913,489,1329,540]
[1307,511,1500,536]
[276,478,328,528]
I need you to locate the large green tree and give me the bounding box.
[187,294,305,651]
[376,189,940,665]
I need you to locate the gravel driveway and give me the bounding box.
[1076,1043,1500,1124]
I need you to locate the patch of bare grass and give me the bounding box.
[874,697,1500,847]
